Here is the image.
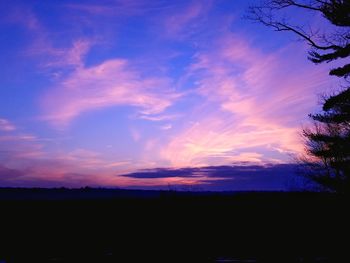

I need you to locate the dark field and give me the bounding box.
[0,188,348,262]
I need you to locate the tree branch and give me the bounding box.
[247,6,341,51]
[274,22,339,50]
[269,0,323,11]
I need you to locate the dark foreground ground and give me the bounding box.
[0,188,349,262]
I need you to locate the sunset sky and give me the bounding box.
[0,0,338,190]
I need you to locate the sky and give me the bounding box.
[0,0,339,190]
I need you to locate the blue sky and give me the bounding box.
[0,0,337,189]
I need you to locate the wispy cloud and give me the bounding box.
[0,134,36,142]
[130,128,141,142]
[0,118,16,131]
[0,136,44,161]
[137,113,181,122]
[5,5,94,76]
[4,6,41,31]
[161,31,331,167]
[41,58,180,127]
[163,0,212,38]
[0,144,133,188]
[42,39,92,69]
[161,124,172,130]
[66,0,172,17]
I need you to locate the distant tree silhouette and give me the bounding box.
[248,0,350,193]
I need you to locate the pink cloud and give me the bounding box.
[0,118,16,131]
[0,134,37,142]
[25,36,95,78]
[0,143,207,188]
[130,128,141,142]
[66,4,114,16]
[41,58,180,127]
[161,31,333,167]
[66,0,164,16]
[41,39,92,69]
[0,127,125,187]
[0,134,45,164]
[161,114,301,167]
[163,1,212,38]
[5,7,41,31]
[161,124,172,130]
[8,5,94,77]
[137,113,181,122]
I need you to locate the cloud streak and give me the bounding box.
[41,58,180,127]
[163,0,212,38]
[161,31,331,167]
[120,163,298,191]
[0,118,16,131]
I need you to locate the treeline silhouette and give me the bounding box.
[0,188,349,262]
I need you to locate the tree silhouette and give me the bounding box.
[248,0,350,193]
[302,89,350,193]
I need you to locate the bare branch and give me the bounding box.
[247,5,341,51]
[269,0,323,11]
